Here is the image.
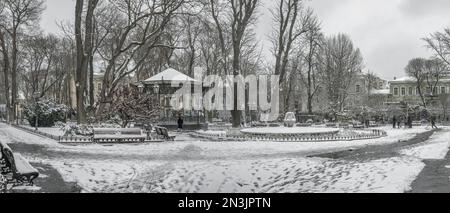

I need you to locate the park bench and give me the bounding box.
[93,128,146,143]
[0,142,39,187]
[0,142,11,173]
[1,174,6,193]
[326,123,338,128]
[369,121,379,128]
[154,126,176,141]
[352,123,365,129]
[412,121,422,126]
[339,123,351,128]
[296,123,313,127]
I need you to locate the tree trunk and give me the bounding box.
[75,0,86,124]
[89,54,95,107]
[232,42,242,128]
[0,31,11,123]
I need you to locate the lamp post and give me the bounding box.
[32,92,41,131]
[153,84,161,122]
[137,83,145,99]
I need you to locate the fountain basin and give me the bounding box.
[241,127,340,136]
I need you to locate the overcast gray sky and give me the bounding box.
[41,0,450,80]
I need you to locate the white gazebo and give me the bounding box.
[135,68,207,128]
[142,68,201,86]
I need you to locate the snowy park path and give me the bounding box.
[1,122,449,193]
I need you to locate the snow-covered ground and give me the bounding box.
[1,123,447,193]
[399,130,450,160]
[20,125,66,137]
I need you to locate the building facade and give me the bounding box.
[389,75,450,106]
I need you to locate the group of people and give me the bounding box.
[392,115,413,129]
[392,114,439,129]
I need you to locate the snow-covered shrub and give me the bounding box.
[61,123,93,137]
[93,122,122,129]
[24,100,69,127]
[54,121,67,128]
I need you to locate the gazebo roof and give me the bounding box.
[143,68,200,84]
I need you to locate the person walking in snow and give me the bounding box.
[177,116,184,132]
[392,115,397,129]
[431,114,438,129]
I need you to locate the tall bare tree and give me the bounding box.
[424,58,447,96]
[271,0,311,84]
[0,0,45,123]
[424,28,450,67]
[207,0,260,127]
[299,12,322,114]
[405,58,428,108]
[75,0,99,124]
[94,0,186,118]
[321,34,363,116]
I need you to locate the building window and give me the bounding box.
[97,83,102,91]
[408,87,413,96]
[401,87,406,96]
[442,87,446,94]
[356,85,361,93]
[394,88,399,96]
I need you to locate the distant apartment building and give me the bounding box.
[347,72,389,108]
[389,72,450,106]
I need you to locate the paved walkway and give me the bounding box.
[409,148,450,193]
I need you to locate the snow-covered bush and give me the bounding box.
[61,123,93,137]
[54,121,67,128]
[24,100,69,127]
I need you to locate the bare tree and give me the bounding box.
[75,0,99,124]
[21,34,69,100]
[424,58,447,96]
[0,0,45,123]
[424,28,450,67]
[0,28,11,122]
[299,12,322,114]
[405,58,427,107]
[271,0,312,84]
[321,34,363,116]
[94,0,186,118]
[207,0,260,127]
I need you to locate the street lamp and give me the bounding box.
[32,92,41,131]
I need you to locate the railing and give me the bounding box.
[193,129,387,142]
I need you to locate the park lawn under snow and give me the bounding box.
[42,126,431,160]
[31,156,424,193]
[0,123,440,193]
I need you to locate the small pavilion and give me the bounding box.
[136,68,208,129]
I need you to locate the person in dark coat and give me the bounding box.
[392,115,397,129]
[177,116,184,131]
[431,114,438,129]
[397,115,403,129]
[407,115,413,129]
